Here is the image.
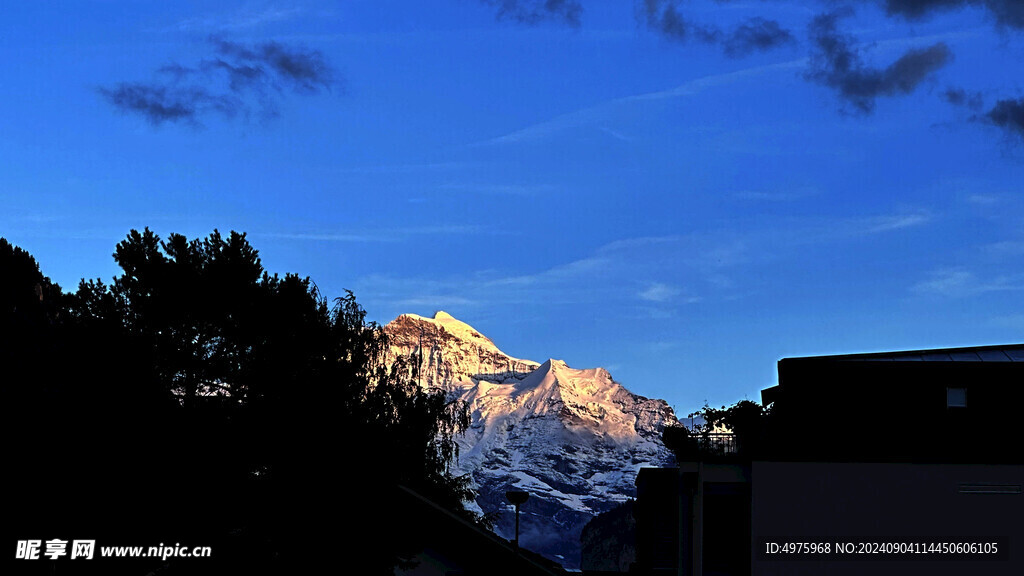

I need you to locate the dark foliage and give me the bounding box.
[5,231,473,575]
[579,499,635,572]
[663,400,769,461]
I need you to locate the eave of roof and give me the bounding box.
[781,343,1024,363]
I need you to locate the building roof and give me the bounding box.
[781,343,1024,363]
[396,485,568,576]
[762,343,1024,406]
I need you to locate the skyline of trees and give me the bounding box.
[4,230,476,575]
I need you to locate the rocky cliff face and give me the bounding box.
[383,311,679,569]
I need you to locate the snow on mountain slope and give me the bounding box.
[385,311,538,388]
[384,312,679,569]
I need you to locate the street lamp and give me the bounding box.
[505,490,529,552]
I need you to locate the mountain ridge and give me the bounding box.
[383,311,679,569]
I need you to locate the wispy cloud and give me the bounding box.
[751,209,934,247]
[467,0,1019,143]
[476,58,805,146]
[723,17,797,58]
[646,340,683,353]
[392,295,480,309]
[100,37,335,126]
[640,1,795,58]
[965,193,1003,205]
[982,240,1024,255]
[805,9,952,114]
[98,84,237,126]
[883,0,1024,30]
[482,253,613,289]
[478,0,583,28]
[859,210,933,233]
[732,188,817,202]
[912,267,1024,297]
[174,6,307,33]
[626,58,807,103]
[334,162,471,175]
[353,204,944,322]
[256,224,504,243]
[638,282,682,303]
[354,232,751,319]
[258,232,398,243]
[597,126,632,142]
[943,87,985,111]
[984,98,1024,142]
[990,313,1024,330]
[437,183,559,196]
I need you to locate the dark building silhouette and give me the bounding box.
[763,343,1024,464]
[395,486,568,576]
[632,344,1024,576]
[634,468,679,575]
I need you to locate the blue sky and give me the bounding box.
[3,1,1024,416]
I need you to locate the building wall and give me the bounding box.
[634,467,680,575]
[767,360,1023,463]
[751,461,1024,576]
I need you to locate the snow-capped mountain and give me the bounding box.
[384,311,679,568]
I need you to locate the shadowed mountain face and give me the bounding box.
[384,312,679,568]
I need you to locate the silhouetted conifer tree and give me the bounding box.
[6,231,474,575]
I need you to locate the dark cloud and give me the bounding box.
[882,0,971,19]
[882,0,1024,29]
[641,1,793,57]
[99,84,200,125]
[985,98,1024,139]
[806,10,952,113]
[100,38,334,127]
[203,59,267,92]
[211,38,333,92]
[97,84,244,126]
[480,0,583,27]
[942,87,985,110]
[156,63,196,82]
[641,0,725,44]
[987,0,1024,28]
[723,17,796,58]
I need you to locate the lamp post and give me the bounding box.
[505,490,529,552]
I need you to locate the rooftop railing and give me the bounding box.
[695,432,737,455]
